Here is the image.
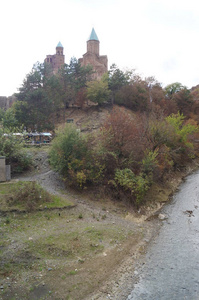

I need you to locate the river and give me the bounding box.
[127,170,199,300]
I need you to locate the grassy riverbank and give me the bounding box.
[1,154,199,299]
[0,180,148,300]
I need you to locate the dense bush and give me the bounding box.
[98,110,198,204]
[115,84,149,111]
[49,125,87,176]
[49,108,198,206]
[99,107,147,168]
[0,129,32,173]
[7,181,51,211]
[113,168,151,206]
[49,124,104,187]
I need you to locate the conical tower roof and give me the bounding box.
[88,28,99,41]
[56,41,63,48]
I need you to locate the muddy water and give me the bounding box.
[127,170,199,300]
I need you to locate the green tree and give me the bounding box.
[166,112,197,147]
[68,57,93,93]
[108,64,133,104]
[15,62,55,131]
[15,88,52,131]
[1,108,18,130]
[164,82,185,99]
[114,168,151,206]
[58,58,93,110]
[0,127,32,173]
[49,124,92,188]
[86,73,110,105]
[49,124,89,176]
[0,108,4,122]
[15,58,93,129]
[49,124,105,187]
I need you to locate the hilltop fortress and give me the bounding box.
[79,28,108,79]
[45,41,65,74]
[0,29,107,110]
[45,28,108,79]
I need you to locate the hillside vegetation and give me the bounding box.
[1,59,199,206]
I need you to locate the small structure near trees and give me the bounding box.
[0,156,11,182]
[24,132,52,145]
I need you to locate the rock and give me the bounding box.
[184,210,194,217]
[158,213,167,220]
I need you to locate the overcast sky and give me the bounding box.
[1,0,199,96]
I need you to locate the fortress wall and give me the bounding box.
[0,96,16,110]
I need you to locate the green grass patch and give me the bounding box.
[67,270,77,276]
[0,181,74,212]
[0,182,20,195]
[0,262,12,276]
[23,145,51,153]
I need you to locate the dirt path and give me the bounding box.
[0,150,161,300]
[15,150,65,195]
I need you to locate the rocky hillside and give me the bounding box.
[54,105,112,133]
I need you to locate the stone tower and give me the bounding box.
[45,42,65,73]
[79,28,108,79]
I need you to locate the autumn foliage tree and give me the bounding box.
[100,107,146,164]
[115,83,149,111]
[95,107,154,205]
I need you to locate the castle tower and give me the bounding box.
[87,28,99,55]
[54,42,65,71]
[45,42,65,74]
[79,28,108,80]
[56,42,64,55]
